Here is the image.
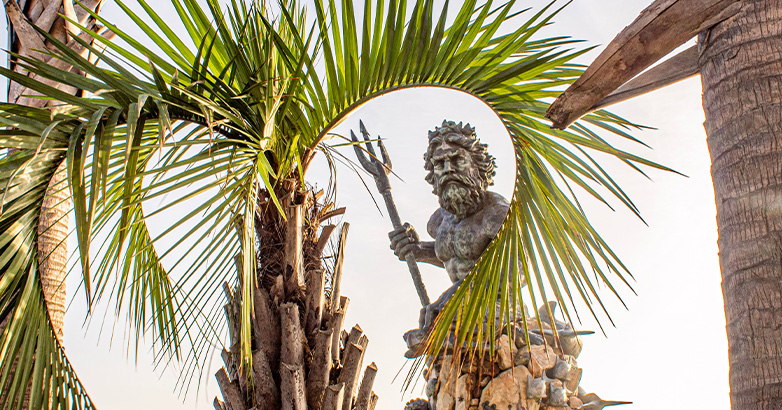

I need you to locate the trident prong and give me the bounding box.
[350,121,430,310]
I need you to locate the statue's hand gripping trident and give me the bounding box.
[351,121,431,314]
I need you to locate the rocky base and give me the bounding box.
[408,303,629,410]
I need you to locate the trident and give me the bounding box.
[351,121,431,308]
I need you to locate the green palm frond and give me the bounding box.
[0,123,95,409]
[0,0,669,405]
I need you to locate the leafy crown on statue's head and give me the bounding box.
[423,119,497,188]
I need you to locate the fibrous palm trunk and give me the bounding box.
[1,0,111,407]
[699,1,782,407]
[215,185,379,410]
[4,0,112,342]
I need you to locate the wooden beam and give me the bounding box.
[545,0,742,129]
[592,45,699,110]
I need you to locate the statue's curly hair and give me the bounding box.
[424,120,496,188]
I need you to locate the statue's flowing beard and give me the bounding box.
[434,172,485,220]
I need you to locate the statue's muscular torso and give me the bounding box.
[425,192,509,282]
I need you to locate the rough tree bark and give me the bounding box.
[546,1,782,407]
[1,1,110,407]
[3,0,111,343]
[699,1,782,408]
[214,189,379,410]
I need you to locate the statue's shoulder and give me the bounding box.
[482,192,510,225]
[486,191,510,208]
[427,207,449,237]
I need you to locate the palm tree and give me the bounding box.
[1,0,109,407]
[0,0,666,408]
[545,0,782,407]
[3,0,110,346]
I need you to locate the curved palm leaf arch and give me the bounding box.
[0,0,666,407]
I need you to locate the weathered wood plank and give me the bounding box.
[545,0,741,129]
[593,45,699,110]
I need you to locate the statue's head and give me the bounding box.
[424,120,496,219]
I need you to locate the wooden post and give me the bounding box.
[369,393,379,410]
[355,362,378,410]
[545,0,742,129]
[285,204,304,296]
[307,329,334,410]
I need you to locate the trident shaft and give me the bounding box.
[351,121,431,307]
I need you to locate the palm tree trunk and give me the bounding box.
[4,0,109,343]
[215,189,379,410]
[0,0,108,407]
[699,1,782,407]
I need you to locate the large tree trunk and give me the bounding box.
[215,186,377,410]
[699,1,782,408]
[0,0,108,407]
[4,0,111,343]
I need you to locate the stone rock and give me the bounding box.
[479,365,539,410]
[514,348,530,366]
[526,375,546,399]
[405,398,431,410]
[569,396,584,409]
[548,356,573,380]
[426,378,438,398]
[436,382,455,410]
[528,345,557,377]
[565,367,582,393]
[548,381,569,406]
[496,334,517,370]
[454,374,473,410]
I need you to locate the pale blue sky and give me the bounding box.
[2,1,728,409]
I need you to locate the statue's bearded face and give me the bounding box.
[430,140,486,220]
